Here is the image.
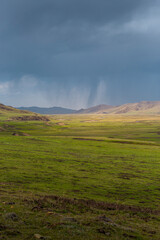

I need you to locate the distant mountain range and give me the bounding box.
[18,106,76,114]
[17,101,160,115]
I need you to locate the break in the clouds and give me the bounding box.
[0,0,160,108]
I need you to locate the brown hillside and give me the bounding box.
[0,103,30,113]
[76,101,160,115]
[0,103,50,121]
[110,101,160,115]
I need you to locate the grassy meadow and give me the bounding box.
[0,113,160,239]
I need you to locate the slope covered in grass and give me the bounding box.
[0,103,49,121]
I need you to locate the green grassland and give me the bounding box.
[0,112,160,239]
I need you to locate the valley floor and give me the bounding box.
[0,114,160,239]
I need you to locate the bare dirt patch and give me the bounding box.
[118,173,139,180]
[56,122,65,126]
[12,132,30,136]
[11,115,50,121]
[25,195,160,215]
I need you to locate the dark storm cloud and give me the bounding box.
[0,0,160,108]
[0,0,151,29]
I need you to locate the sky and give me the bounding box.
[0,0,160,109]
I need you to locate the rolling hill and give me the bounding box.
[0,103,25,112]
[0,103,49,121]
[109,101,160,115]
[76,101,160,115]
[0,103,31,115]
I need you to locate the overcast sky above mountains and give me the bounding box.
[0,0,160,109]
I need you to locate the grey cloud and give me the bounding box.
[0,0,151,30]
